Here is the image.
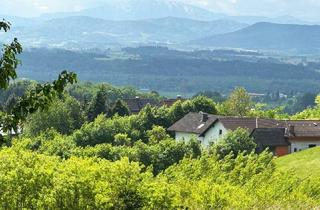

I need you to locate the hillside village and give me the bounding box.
[168,112,320,156]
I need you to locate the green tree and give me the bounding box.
[220,87,253,117]
[87,86,108,121]
[0,20,77,132]
[108,99,130,117]
[114,133,131,146]
[147,125,170,144]
[189,95,217,114]
[23,95,85,136]
[210,128,257,158]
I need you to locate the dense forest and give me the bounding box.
[17,47,320,95]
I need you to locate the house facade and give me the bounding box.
[168,112,320,156]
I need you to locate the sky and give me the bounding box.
[1,0,320,21]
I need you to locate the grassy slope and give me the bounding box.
[275,147,320,178]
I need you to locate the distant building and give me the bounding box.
[168,112,320,156]
[123,97,158,114]
[160,95,185,107]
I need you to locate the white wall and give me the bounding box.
[290,140,320,153]
[202,122,228,147]
[174,121,228,147]
[175,132,198,143]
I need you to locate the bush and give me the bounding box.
[210,128,257,158]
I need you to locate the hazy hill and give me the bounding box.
[3,16,247,48]
[191,22,320,52]
[40,0,223,21]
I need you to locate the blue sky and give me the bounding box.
[1,0,320,21]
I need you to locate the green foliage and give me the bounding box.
[193,90,225,103]
[0,143,319,209]
[23,95,85,136]
[210,128,257,158]
[247,103,289,119]
[114,133,131,146]
[0,20,78,133]
[0,34,22,89]
[108,99,130,117]
[0,147,151,209]
[288,92,317,114]
[276,146,320,178]
[147,126,170,144]
[291,106,320,120]
[219,87,253,116]
[87,86,108,121]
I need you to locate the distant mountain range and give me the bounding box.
[1,16,247,48]
[191,22,320,53]
[40,0,223,21]
[1,0,320,53]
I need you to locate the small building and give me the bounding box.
[168,112,320,156]
[285,121,320,153]
[160,95,185,107]
[123,97,158,114]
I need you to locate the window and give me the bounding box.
[294,148,297,152]
[309,144,317,148]
[219,129,223,135]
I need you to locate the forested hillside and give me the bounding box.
[17,47,320,95]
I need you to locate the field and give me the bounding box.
[276,147,320,178]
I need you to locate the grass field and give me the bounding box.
[275,147,320,178]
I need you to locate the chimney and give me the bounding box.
[289,125,295,136]
[201,112,208,122]
[256,118,259,128]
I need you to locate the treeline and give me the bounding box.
[17,47,320,94]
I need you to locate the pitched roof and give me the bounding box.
[251,128,289,146]
[219,118,280,133]
[167,112,219,134]
[167,112,280,135]
[168,112,320,139]
[123,98,157,113]
[160,99,185,107]
[283,120,320,137]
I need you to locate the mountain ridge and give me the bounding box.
[191,22,320,52]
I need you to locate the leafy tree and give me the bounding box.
[0,20,22,89]
[114,133,131,146]
[188,95,217,114]
[0,20,77,133]
[211,128,257,158]
[23,95,85,136]
[220,87,253,117]
[108,99,130,117]
[87,86,108,121]
[147,125,169,144]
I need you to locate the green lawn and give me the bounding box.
[275,147,320,178]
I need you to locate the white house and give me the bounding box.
[168,112,320,156]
